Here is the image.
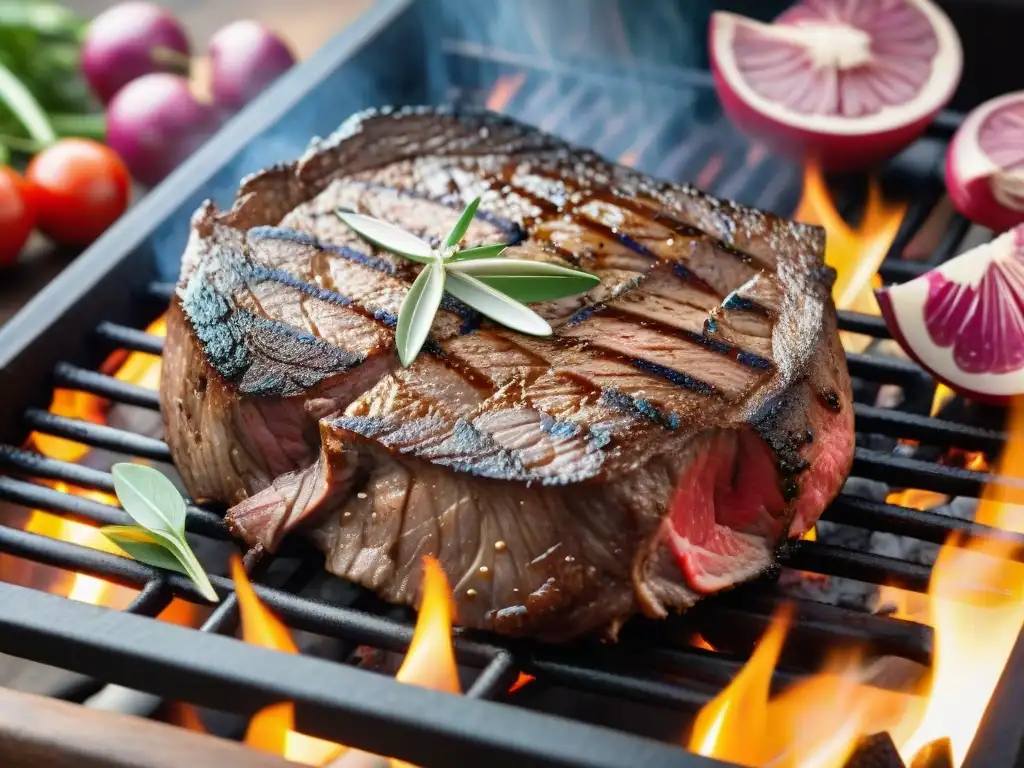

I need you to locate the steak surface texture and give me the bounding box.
[161,107,854,641]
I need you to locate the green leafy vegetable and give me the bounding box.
[102,463,219,603]
[0,1,96,155]
[335,197,601,366]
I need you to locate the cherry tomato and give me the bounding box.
[27,138,130,247]
[0,166,36,267]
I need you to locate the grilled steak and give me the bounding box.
[161,107,854,641]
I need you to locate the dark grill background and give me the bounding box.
[0,1,1021,766]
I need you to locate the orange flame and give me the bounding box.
[800,525,817,542]
[21,483,135,608]
[898,398,1024,766]
[885,488,949,511]
[8,315,185,614]
[931,384,956,417]
[689,606,793,764]
[794,163,906,352]
[236,555,460,766]
[691,399,1024,767]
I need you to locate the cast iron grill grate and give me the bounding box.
[0,40,1022,768]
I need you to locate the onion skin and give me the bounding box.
[81,2,190,105]
[945,93,1024,233]
[105,73,219,187]
[208,20,296,114]
[944,154,1023,233]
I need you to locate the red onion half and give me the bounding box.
[946,91,1024,232]
[877,225,1024,404]
[709,0,962,171]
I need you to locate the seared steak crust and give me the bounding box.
[161,107,854,640]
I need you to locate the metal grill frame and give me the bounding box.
[0,1,1023,766]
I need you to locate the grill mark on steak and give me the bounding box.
[164,106,855,641]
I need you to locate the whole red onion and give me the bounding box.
[81,2,191,104]
[209,20,296,114]
[105,73,219,187]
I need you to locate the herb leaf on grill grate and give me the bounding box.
[336,196,600,366]
[101,463,219,602]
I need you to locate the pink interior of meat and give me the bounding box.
[664,428,786,594]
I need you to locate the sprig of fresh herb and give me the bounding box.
[101,463,219,603]
[336,197,600,366]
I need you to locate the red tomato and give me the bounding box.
[26,138,130,247]
[0,166,36,267]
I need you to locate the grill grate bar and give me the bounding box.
[824,495,1024,555]
[845,353,929,388]
[125,580,173,618]
[0,476,131,527]
[853,404,1006,451]
[836,312,891,339]
[523,656,713,712]
[0,445,119,490]
[0,449,227,537]
[23,408,171,462]
[94,322,165,355]
[885,190,941,262]
[465,651,520,700]
[853,448,1023,497]
[787,540,931,593]
[698,590,932,664]
[146,282,175,303]
[878,259,929,285]
[929,213,972,265]
[53,363,161,411]
[0,525,164,589]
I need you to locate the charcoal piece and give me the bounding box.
[844,731,905,768]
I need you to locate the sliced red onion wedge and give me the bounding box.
[709,0,962,171]
[947,91,1024,232]
[877,225,1024,403]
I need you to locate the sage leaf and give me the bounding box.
[101,526,189,576]
[448,244,507,262]
[443,196,481,251]
[0,61,56,144]
[101,525,219,603]
[472,276,595,303]
[396,260,445,367]
[112,463,186,535]
[448,258,599,302]
[446,272,551,337]
[336,210,434,264]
